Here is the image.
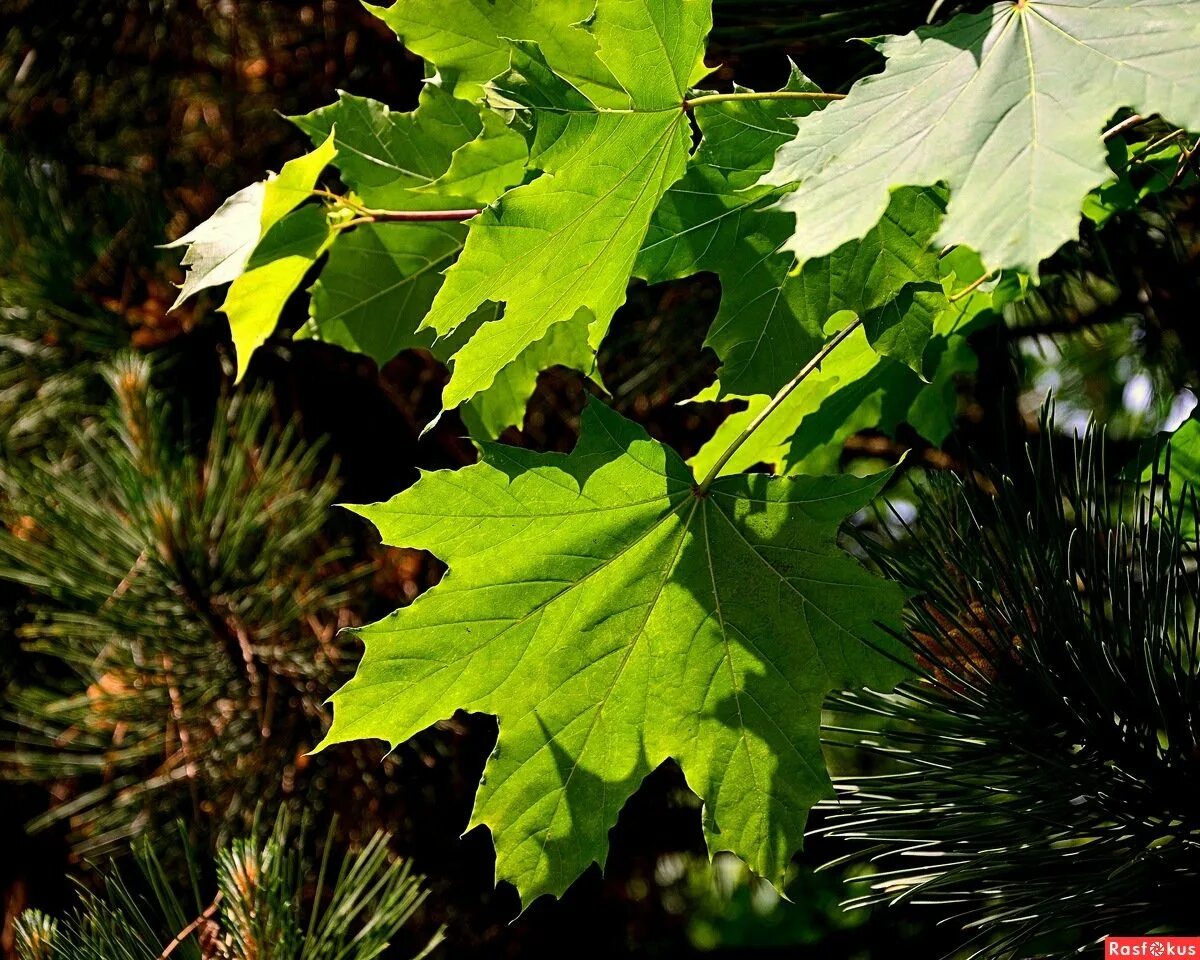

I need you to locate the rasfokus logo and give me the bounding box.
[1106,937,1200,957]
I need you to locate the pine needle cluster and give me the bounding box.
[12,813,442,960]
[822,429,1200,957]
[0,153,128,470]
[0,354,371,860]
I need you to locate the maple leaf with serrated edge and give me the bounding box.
[164,132,336,379]
[290,87,484,202]
[1125,415,1200,538]
[290,85,594,435]
[413,110,530,208]
[764,0,1200,276]
[289,88,494,363]
[222,205,335,377]
[689,324,919,479]
[689,251,1004,479]
[445,306,602,439]
[637,70,946,396]
[689,327,977,479]
[366,0,629,106]
[420,0,711,412]
[298,212,463,365]
[320,401,906,902]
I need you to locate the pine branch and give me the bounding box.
[0,355,373,859]
[157,894,221,960]
[822,420,1200,957]
[14,814,443,960]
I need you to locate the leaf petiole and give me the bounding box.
[313,188,482,226]
[696,316,864,491]
[312,187,369,215]
[683,90,845,110]
[330,209,482,231]
[948,270,996,303]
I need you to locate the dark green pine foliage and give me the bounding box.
[0,354,370,860]
[0,153,127,470]
[12,814,442,960]
[822,427,1200,957]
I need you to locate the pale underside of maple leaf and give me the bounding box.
[766,0,1200,276]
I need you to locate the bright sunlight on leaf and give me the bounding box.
[322,401,905,902]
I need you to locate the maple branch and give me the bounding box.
[357,207,482,222]
[683,90,845,110]
[1172,134,1200,186]
[311,186,363,210]
[1131,128,1186,162]
[331,209,482,230]
[697,316,864,491]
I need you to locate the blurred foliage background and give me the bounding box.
[1,0,1198,958]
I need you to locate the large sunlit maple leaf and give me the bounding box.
[321,402,906,902]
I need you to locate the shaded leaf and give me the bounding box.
[366,0,628,105]
[414,110,531,207]
[637,72,945,396]
[290,87,481,201]
[301,220,462,364]
[456,308,600,439]
[689,257,1001,477]
[295,89,528,368]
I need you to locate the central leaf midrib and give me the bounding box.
[483,490,699,730]
[344,484,698,746]
[526,493,701,870]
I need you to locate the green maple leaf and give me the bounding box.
[164,132,337,379]
[421,0,712,411]
[291,85,593,434]
[689,330,979,478]
[222,206,335,378]
[291,87,485,202]
[637,71,946,396]
[303,225,594,437]
[1083,135,1195,227]
[321,401,906,902]
[367,0,628,106]
[413,109,530,208]
[294,88,526,364]
[689,323,917,479]
[690,254,1004,478]
[300,218,462,364]
[451,308,600,439]
[1129,418,1200,538]
[765,0,1200,276]
[163,132,335,310]
[300,235,597,439]
[1140,420,1200,486]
